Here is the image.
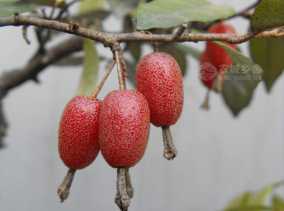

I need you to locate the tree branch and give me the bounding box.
[0,36,83,100]
[1,15,284,46]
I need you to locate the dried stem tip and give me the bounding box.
[115,168,130,211]
[57,169,76,203]
[201,89,210,110]
[125,168,134,198]
[162,126,178,160]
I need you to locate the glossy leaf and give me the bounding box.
[0,2,35,17]
[273,195,284,209]
[250,37,284,92]
[137,0,234,30]
[173,43,201,60]
[251,0,284,34]
[224,192,251,211]
[79,0,104,15]
[108,0,139,18]
[213,42,263,116]
[76,39,99,96]
[160,44,187,76]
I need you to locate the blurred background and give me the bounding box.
[0,0,284,210]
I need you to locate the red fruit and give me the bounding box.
[99,90,150,168]
[58,95,101,170]
[136,52,183,127]
[206,22,237,70]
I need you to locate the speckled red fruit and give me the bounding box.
[136,52,184,127]
[99,90,150,168]
[58,95,102,170]
[206,22,237,70]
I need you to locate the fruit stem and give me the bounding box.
[201,89,211,110]
[213,72,223,93]
[153,42,159,52]
[57,169,76,203]
[125,168,133,198]
[115,168,130,211]
[91,60,116,99]
[143,31,159,52]
[161,126,178,160]
[115,50,126,90]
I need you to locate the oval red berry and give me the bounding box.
[58,95,101,170]
[206,22,237,70]
[136,52,184,127]
[99,90,150,168]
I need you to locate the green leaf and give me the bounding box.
[173,43,201,60]
[72,10,110,25]
[224,192,251,211]
[123,14,134,33]
[225,205,279,211]
[123,15,141,63]
[128,43,141,62]
[54,0,64,7]
[124,60,136,87]
[224,185,276,211]
[213,42,263,116]
[79,0,105,15]
[273,196,284,210]
[250,37,284,92]
[251,0,284,34]
[0,2,35,17]
[108,0,139,18]
[246,185,275,209]
[21,0,64,7]
[50,10,109,37]
[159,44,188,76]
[137,0,235,30]
[54,56,83,66]
[76,39,99,96]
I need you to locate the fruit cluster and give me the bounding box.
[57,51,184,210]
